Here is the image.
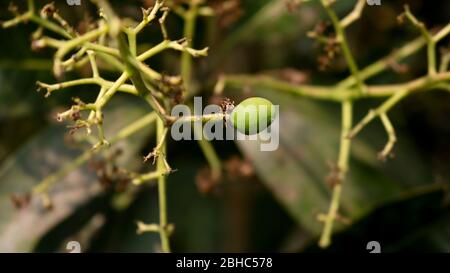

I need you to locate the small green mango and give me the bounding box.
[230,97,276,135]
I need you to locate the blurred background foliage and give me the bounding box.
[0,0,450,252]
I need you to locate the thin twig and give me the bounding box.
[319,100,353,248]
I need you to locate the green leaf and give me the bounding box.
[0,96,153,252]
[227,87,437,238]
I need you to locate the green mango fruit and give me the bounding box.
[230,97,276,135]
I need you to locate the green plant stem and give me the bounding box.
[433,24,450,43]
[32,112,157,194]
[156,117,171,253]
[224,75,348,101]
[95,73,129,108]
[53,25,109,76]
[127,30,137,56]
[319,100,353,248]
[84,37,207,109]
[195,135,222,180]
[139,40,171,60]
[177,113,225,123]
[133,0,164,34]
[348,89,409,138]
[30,14,72,39]
[427,42,436,76]
[439,51,450,73]
[340,0,365,28]
[37,78,138,96]
[91,37,206,115]
[220,14,450,247]
[179,3,222,181]
[337,36,426,88]
[379,113,397,159]
[222,71,450,101]
[321,0,365,93]
[97,0,172,252]
[5,7,206,115]
[181,2,199,94]
[16,0,450,252]
[134,171,163,185]
[403,5,436,75]
[8,0,212,255]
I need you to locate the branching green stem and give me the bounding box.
[219,1,450,249]
[32,112,157,194]
[403,5,436,76]
[221,71,450,101]
[321,0,365,93]
[8,0,450,251]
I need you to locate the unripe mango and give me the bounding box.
[230,97,276,135]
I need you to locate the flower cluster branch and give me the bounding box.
[216,0,450,248]
[2,0,220,253]
[5,0,448,251]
